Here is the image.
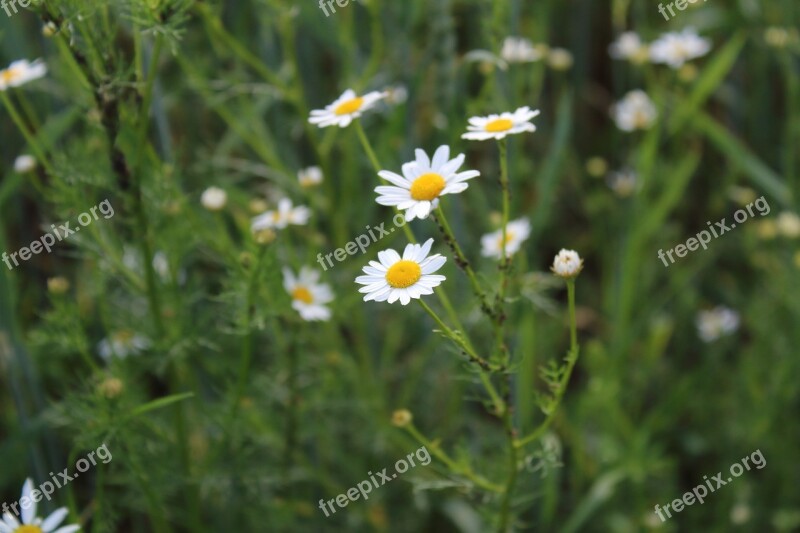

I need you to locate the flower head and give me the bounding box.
[500,37,543,63]
[546,48,574,70]
[355,238,446,305]
[696,306,740,342]
[98,330,150,361]
[251,198,311,231]
[391,409,413,427]
[283,267,333,321]
[606,169,638,197]
[609,32,649,63]
[777,212,800,238]
[611,90,657,132]
[462,106,540,141]
[201,187,227,211]
[0,479,79,533]
[375,145,480,221]
[481,218,531,260]
[649,28,711,69]
[308,89,386,128]
[13,155,36,174]
[0,59,47,91]
[551,249,583,279]
[297,166,323,188]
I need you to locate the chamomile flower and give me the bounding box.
[551,249,584,278]
[462,106,540,141]
[500,37,543,63]
[308,88,386,128]
[0,59,47,91]
[201,187,227,211]
[649,28,711,69]
[606,169,638,197]
[0,479,79,533]
[298,166,323,188]
[355,238,446,305]
[611,90,657,132]
[696,306,740,342]
[13,155,36,173]
[375,145,480,221]
[251,198,311,231]
[481,218,531,260]
[283,267,333,321]
[609,32,648,63]
[98,330,150,361]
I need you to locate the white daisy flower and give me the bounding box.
[13,155,36,173]
[384,85,408,106]
[606,169,638,197]
[696,306,740,342]
[611,90,657,132]
[649,28,711,69]
[97,330,150,361]
[608,32,648,62]
[551,249,584,278]
[283,267,333,321]
[251,198,311,231]
[462,106,540,141]
[0,479,80,533]
[201,187,227,211]
[0,59,47,91]
[308,88,386,128]
[481,218,531,260]
[297,166,323,188]
[500,37,543,63]
[355,238,446,305]
[375,145,480,221]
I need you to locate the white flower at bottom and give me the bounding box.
[0,59,47,91]
[551,249,583,278]
[13,155,36,173]
[355,238,446,305]
[0,479,80,533]
[283,267,333,321]
[696,306,739,342]
[251,198,311,231]
[308,88,386,128]
[462,106,540,141]
[481,218,531,260]
[201,187,227,211]
[98,330,150,361]
[611,90,657,131]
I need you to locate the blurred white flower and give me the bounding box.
[201,186,227,211]
[0,479,79,533]
[98,330,150,360]
[283,267,333,321]
[546,48,574,70]
[375,145,480,221]
[730,503,752,525]
[611,90,657,131]
[649,28,711,69]
[481,218,531,260]
[308,88,385,128]
[551,249,584,278]
[0,59,47,91]
[696,306,740,342]
[501,37,543,63]
[609,32,648,62]
[13,155,36,173]
[297,166,323,188]
[776,211,800,238]
[355,238,446,305]
[251,198,311,231]
[606,169,638,197]
[384,85,408,105]
[463,106,540,141]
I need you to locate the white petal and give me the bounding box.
[42,508,69,531]
[431,145,450,169]
[399,291,412,305]
[377,249,401,267]
[414,148,431,168]
[51,526,80,533]
[377,171,411,188]
[417,238,434,262]
[421,255,446,274]
[21,478,35,523]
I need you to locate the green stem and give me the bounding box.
[0,91,55,176]
[495,139,511,363]
[354,119,382,174]
[497,403,519,532]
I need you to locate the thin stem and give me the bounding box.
[495,139,511,363]
[354,119,382,174]
[497,401,519,532]
[0,91,55,176]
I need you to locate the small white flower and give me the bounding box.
[551,249,584,278]
[375,145,480,221]
[481,218,531,260]
[609,32,648,61]
[606,169,638,197]
[308,88,386,128]
[546,48,574,70]
[0,478,80,533]
[384,85,408,105]
[649,28,711,69]
[97,330,150,361]
[611,90,657,132]
[251,198,311,231]
[500,37,543,63]
[355,238,446,305]
[696,306,740,342]
[297,166,323,188]
[283,267,333,321]
[0,59,47,91]
[201,187,227,211]
[462,106,540,141]
[13,155,36,174]
[776,211,800,238]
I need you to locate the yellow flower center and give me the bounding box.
[485,118,514,132]
[496,231,516,249]
[292,287,314,304]
[334,97,364,116]
[16,526,43,533]
[112,330,135,344]
[385,260,422,289]
[409,173,446,201]
[1,67,19,83]
[272,211,282,222]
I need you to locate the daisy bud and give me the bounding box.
[776,212,800,239]
[47,276,70,295]
[13,155,36,174]
[585,157,608,178]
[98,377,124,399]
[42,22,58,37]
[254,228,276,245]
[391,409,413,428]
[201,186,227,211]
[249,198,269,214]
[547,48,574,70]
[551,249,584,279]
